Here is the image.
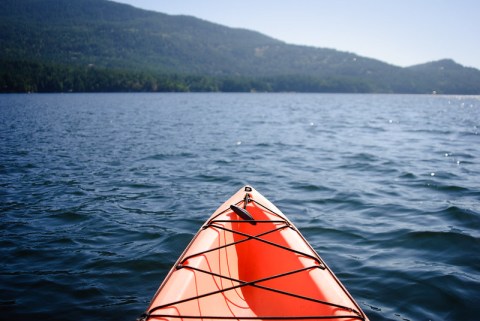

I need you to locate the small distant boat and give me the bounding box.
[139,186,369,320]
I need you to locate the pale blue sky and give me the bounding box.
[113,0,480,69]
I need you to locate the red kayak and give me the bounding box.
[139,186,369,320]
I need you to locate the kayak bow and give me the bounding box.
[140,186,369,321]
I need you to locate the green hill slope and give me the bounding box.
[1,0,479,93]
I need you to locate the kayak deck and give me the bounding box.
[140,186,368,321]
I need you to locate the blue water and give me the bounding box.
[1,93,479,321]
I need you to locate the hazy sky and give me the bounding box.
[112,0,479,69]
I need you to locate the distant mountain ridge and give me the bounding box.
[1,0,480,93]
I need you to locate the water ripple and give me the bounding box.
[1,93,479,320]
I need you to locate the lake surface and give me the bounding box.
[1,93,479,321]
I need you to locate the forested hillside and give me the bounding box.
[1,0,480,93]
